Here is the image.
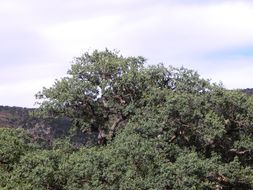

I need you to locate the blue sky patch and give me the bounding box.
[206,46,253,60]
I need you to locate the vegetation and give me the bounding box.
[1,49,253,189]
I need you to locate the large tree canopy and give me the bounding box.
[36,49,211,145]
[2,49,253,189]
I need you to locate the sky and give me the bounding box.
[1,0,253,107]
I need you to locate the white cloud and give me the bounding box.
[0,78,55,107]
[199,57,253,89]
[40,16,122,60]
[1,0,253,107]
[39,1,253,59]
[0,1,25,14]
[0,61,69,107]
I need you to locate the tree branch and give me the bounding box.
[229,149,250,155]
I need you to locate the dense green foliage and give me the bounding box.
[2,49,253,189]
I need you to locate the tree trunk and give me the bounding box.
[98,128,106,145]
[108,115,123,140]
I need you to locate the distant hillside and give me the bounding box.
[0,106,96,146]
[0,106,32,128]
[241,88,253,95]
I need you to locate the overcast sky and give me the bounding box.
[1,0,253,107]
